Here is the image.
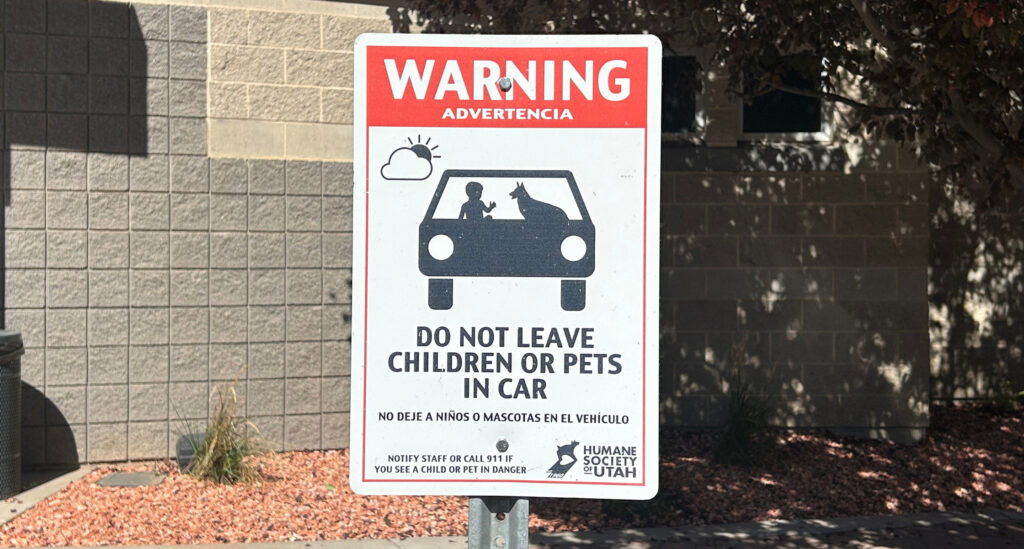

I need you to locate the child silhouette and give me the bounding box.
[459,181,497,220]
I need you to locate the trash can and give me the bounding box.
[0,331,24,500]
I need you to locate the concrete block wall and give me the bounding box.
[658,166,931,442]
[652,42,931,443]
[3,0,935,465]
[4,0,363,466]
[929,184,1024,402]
[204,1,389,159]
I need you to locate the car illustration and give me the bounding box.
[419,169,595,311]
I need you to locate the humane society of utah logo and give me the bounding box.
[546,441,639,480]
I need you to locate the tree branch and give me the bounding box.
[948,91,1003,157]
[849,0,900,54]
[949,89,1024,190]
[766,82,917,116]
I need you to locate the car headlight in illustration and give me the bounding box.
[560,235,587,262]
[428,234,454,260]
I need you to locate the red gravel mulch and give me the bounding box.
[2,404,1021,546]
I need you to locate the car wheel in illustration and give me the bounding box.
[561,280,585,311]
[429,278,453,310]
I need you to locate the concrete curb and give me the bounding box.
[0,467,95,527]
[529,508,1024,547]
[13,508,1023,548]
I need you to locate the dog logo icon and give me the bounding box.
[546,440,579,478]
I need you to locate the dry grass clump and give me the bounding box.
[713,338,772,466]
[184,379,267,484]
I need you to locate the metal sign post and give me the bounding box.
[468,497,529,549]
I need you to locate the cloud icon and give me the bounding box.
[381,146,434,181]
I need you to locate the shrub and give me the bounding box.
[183,378,266,484]
[713,339,772,466]
[988,379,1024,415]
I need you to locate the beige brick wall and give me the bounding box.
[102,0,394,161]
[204,2,391,160]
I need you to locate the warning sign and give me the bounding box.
[349,34,661,499]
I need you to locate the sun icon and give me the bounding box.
[408,134,441,160]
[380,134,442,181]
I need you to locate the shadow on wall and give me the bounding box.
[930,181,1024,401]
[657,146,931,442]
[3,0,149,469]
[383,0,937,440]
[21,383,78,469]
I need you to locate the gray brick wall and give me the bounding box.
[5,1,353,465]
[12,154,354,464]
[659,166,930,442]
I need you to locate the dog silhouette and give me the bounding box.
[510,182,568,224]
[556,441,579,464]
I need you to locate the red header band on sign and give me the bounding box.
[366,46,648,128]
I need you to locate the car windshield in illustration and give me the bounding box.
[419,170,595,311]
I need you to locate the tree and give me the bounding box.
[389,0,1024,206]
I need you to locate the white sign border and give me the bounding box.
[350,33,662,500]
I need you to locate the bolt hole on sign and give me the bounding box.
[350,33,661,500]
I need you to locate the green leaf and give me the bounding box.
[324,483,336,491]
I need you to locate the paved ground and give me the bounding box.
[40,509,1020,548]
[528,509,1024,548]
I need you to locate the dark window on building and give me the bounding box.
[742,60,824,135]
[662,56,701,133]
